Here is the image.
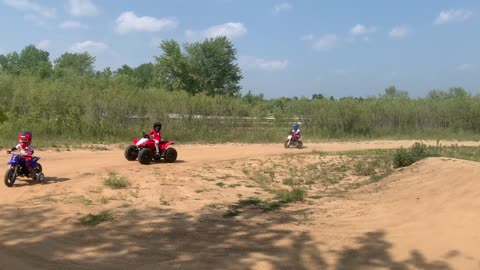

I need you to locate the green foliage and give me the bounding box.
[275,188,307,203]
[54,52,95,77]
[155,36,242,96]
[393,143,430,168]
[0,45,52,78]
[102,172,129,189]
[79,212,114,226]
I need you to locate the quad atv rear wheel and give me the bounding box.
[124,145,139,161]
[164,148,177,163]
[138,148,153,164]
[4,168,16,187]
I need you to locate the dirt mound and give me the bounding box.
[0,142,479,269]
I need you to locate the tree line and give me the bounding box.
[0,37,479,145]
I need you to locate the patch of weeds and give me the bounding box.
[370,172,391,183]
[78,195,93,206]
[195,188,207,193]
[159,196,171,206]
[309,195,322,199]
[354,160,377,176]
[99,197,109,204]
[242,168,250,175]
[228,183,241,188]
[282,177,298,186]
[275,188,307,203]
[79,212,114,226]
[306,164,317,171]
[223,197,282,218]
[216,182,225,188]
[245,184,256,188]
[223,208,241,217]
[102,172,129,189]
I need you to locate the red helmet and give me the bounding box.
[18,131,32,148]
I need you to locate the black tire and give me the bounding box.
[297,141,303,149]
[4,168,16,187]
[284,141,290,148]
[138,148,153,164]
[124,145,139,161]
[34,163,43,173]
[164,148,177,163]
[36,172,45,184]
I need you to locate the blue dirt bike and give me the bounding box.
[4,152,45,187]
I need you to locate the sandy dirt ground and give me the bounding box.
[0,140,479,270]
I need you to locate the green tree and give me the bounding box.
[382,85,409,99]
[155,36,243,96]
[0,52,21,75]
[155,40,190,91]
[53,52,95,77]
[18,45,52,78]
[0,45,52,78]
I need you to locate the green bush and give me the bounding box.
[393,147,415,168]
[393,142,431,168]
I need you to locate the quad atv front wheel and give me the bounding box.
[284,141,290,148]
[138,148,153,164]
[124,145,139,161]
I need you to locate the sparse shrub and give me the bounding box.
[275,188,307,203]
[354,160,376,176]
[102,172,129,189]
[79,212,114,226]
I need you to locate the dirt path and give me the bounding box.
[0,140,479,269]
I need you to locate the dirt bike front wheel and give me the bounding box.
[4,167,17,187]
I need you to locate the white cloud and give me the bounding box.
[313,33,337,50]
[186,22,247,41]
[301,33,314,41]
[36,39,50,50]
[69,40,108,53]
[239,56,288,71]
[457,64,474,71]
[116,11,178,34]
[434,9,472,25]
[389,25,409,38]
[272,2,292,15]
[351,24,376,35]
[59,20,87,29]
[3,0,55,18]
[67,0,98,17]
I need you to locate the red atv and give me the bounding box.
[124,134,177,164]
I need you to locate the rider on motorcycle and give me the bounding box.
[6,131,35,175]
[290,123,301,141]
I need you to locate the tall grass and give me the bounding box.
[1,74,479,146]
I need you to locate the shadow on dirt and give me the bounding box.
[0,204,456,270]
[43,177,71,185]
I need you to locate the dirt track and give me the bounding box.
[1,140,479,270]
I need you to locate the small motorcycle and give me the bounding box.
[284,131,303,149]
[4,151,45,187]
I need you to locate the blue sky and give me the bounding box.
[0,0,479,98]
